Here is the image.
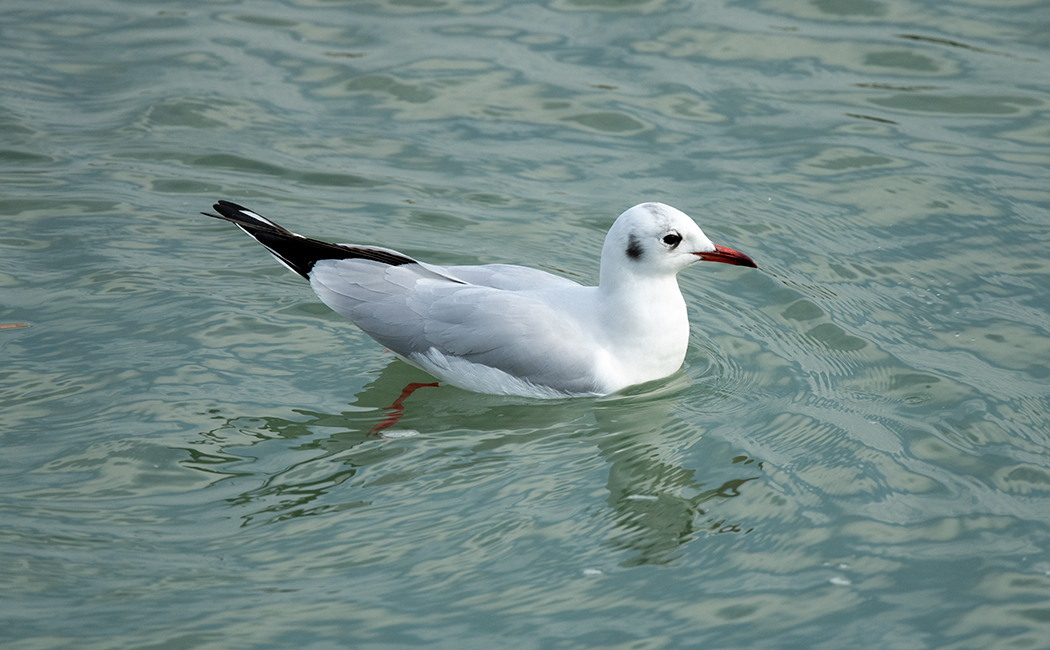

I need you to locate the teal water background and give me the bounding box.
[3,0,1050,648]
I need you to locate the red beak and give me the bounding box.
[695,244,757,268]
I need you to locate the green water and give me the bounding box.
[3,0,1049,648]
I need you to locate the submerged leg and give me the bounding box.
[369,382,440,436]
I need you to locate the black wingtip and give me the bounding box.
[213,200,251,217]
[202,200,421,279]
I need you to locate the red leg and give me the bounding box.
[369,382,439,436]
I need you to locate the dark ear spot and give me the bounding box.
[625,234,643,261]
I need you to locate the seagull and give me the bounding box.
[202,200,756,399]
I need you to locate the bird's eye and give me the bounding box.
[662,233,682,247]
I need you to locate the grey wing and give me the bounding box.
[424,262,582,291]
[308,258,602,393]
[309,258,440,353]
[416,286,602,392]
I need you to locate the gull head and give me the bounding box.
[600,202,755,285]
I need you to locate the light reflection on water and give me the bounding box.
[2,0,1049,647]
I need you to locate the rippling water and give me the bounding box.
[3,0,1049,648]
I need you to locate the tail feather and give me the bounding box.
[202,201,418,278]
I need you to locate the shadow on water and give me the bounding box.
[184,359,764,567]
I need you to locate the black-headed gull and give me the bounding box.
[202,201,756,398]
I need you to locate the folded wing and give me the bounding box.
[310,260,603,394]
[204,201,604,395]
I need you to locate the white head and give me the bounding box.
[599,202,755,287]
